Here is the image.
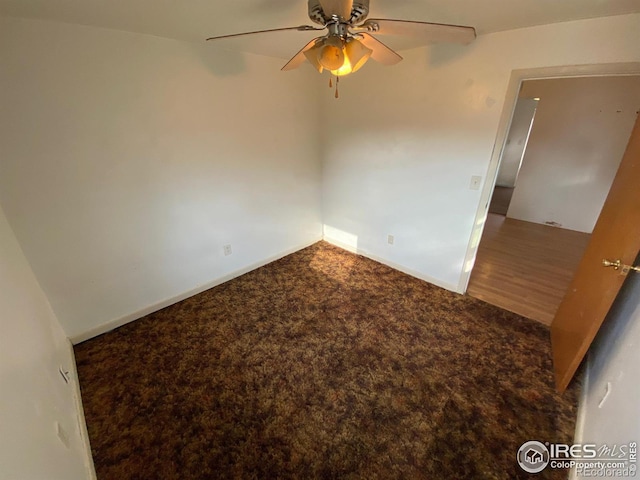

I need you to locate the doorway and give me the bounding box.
[466,74,640,325]
[487,96,538,215]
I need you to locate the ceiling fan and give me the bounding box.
[206,0,475,93]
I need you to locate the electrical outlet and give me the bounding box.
[223,244,232,256]
[470,175,482,190]
[387,235,394,245]
[56,421,70,449]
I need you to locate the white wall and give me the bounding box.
[507,76,640,233]
[321,13,640,292]
[572,266,640,479]
[495,97,538,187]
[0,204,92,479]
[0,17,323,341]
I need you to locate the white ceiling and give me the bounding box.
[1,0,639,60]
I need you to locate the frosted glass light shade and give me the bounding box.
[304,36,373,76]
[330,38,372,76]
[317,36,345,71]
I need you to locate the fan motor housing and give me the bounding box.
[308,0,370,25]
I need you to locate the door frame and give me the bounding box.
[459,62,640,294]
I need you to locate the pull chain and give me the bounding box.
[327,75,340,99]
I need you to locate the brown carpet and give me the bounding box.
[75,241,579,479]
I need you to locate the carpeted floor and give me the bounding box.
[75,241,579,479]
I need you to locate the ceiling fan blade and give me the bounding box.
[357,19,476,45]
[206,25,322,42]
[357,33,402,66]
[319,0,353,20]
[281,38,322,71]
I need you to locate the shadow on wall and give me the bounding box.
[252,0,302,12]
[428,41,478,68]
[195,43,248,77]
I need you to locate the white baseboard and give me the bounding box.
[66,339,97,480]
[322,235,358,254]
[323,236,459,293]
[70,238,322,344]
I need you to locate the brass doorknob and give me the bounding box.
[602,258,640,273]
[602,259,622,270]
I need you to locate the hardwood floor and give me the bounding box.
[467,213,591,326]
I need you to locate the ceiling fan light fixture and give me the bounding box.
[303,41,325,72]
[316,35,345,71]
[346,37,372,73]
[329,37,372,76]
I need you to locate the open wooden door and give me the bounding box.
[551,114,640,392]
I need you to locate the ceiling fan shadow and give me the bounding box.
[426,41,477,68]
[252,0,304,14]
[195,45,249,77]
